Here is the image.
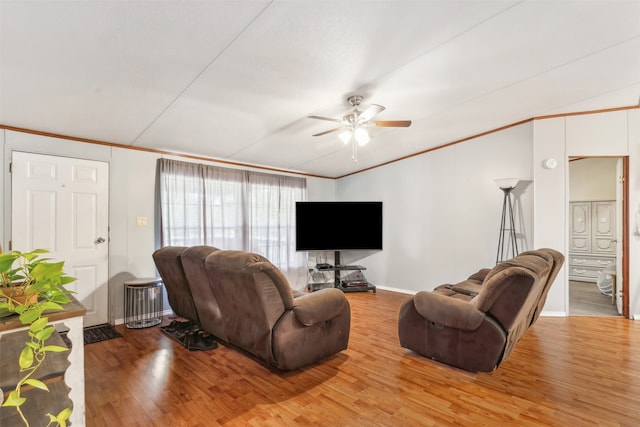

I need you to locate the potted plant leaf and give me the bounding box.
[0,249,76,426]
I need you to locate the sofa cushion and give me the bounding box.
[433,268,488,298]
[450,280,482,297]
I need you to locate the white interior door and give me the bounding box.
[11,151,109,327]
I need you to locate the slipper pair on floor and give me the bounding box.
[184,330,218,351]
[160,320,218,351]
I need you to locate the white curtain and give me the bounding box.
[158,158,308,290]
[246,171,306,285]
[158,159,204,246]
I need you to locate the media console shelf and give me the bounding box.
[308,251,376,293]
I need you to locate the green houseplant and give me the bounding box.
[0,249,76,426]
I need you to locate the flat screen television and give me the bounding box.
[295,201,383,251]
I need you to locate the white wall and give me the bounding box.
[1,130,335,322]
[108,148,160,321]
[569,158,617,201]
[532,118,568,316]
[335,123,534,293]
[4,107,638,319]
[533,108,640,318]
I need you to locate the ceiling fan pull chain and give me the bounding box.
[352,138,358,162]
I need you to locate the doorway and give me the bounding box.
[11,151,110,326]
[568,157,625,316]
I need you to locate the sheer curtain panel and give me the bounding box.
[158,158,308,289]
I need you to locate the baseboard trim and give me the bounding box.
[375,285,416,295]
[539,311,567,317]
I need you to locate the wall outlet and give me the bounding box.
[135,216,147,227]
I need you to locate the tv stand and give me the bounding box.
[310,251,376,293]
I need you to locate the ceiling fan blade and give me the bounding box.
[373,120,412,127]
[308,115,342,123]
[359,104,385,122]
[312,127,343,137]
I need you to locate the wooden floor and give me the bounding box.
[85,290,640,426]
[569,280,620,316]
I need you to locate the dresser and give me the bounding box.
[568,201,616,282]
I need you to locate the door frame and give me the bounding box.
[621,156,629,318]
[567,155,628,318]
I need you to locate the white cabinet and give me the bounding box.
[569,201,616,282]
[0,298,85,426]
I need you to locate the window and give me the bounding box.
[158,158,307,287]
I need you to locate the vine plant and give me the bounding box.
[0,249,76,426]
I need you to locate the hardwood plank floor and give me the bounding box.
[569,280,620,316]
[85,290,640,426]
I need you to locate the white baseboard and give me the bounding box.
[539,311,567,317]
[374,285,416,295]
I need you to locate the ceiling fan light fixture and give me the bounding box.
[354,127,370,146]
[308,95,410,161]
[338,129,352,144]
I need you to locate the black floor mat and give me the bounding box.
[160,320,218,351]
[83,324,123,345]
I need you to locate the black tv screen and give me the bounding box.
[295,201,383,251]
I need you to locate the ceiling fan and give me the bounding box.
[308,95,411,162]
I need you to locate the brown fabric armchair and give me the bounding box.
[398,248,564,372]
[205,250,351,370]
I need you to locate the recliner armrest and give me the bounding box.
[413,291,485,331]
[292,288,348,326]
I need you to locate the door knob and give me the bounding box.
[95,237,106,244]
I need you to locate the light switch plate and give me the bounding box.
[136,216,147,227]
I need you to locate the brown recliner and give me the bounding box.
[398,248,564,372]
[204,250,351,370]
[152,246,200,323]
[432,249,564,327]
[179,245,226,341]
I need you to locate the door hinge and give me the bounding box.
[9,162,12,173]
[9,240,12,251]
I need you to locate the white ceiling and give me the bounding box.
[1,1,639,178]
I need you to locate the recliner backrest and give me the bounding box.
[471,265,538,329]
[204,250,294,364]
[524,248,565,326]
[472,250,553,362]
[152,246,199,323]
[179,245,225,340]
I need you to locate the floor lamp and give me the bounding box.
[495,178,520,264]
